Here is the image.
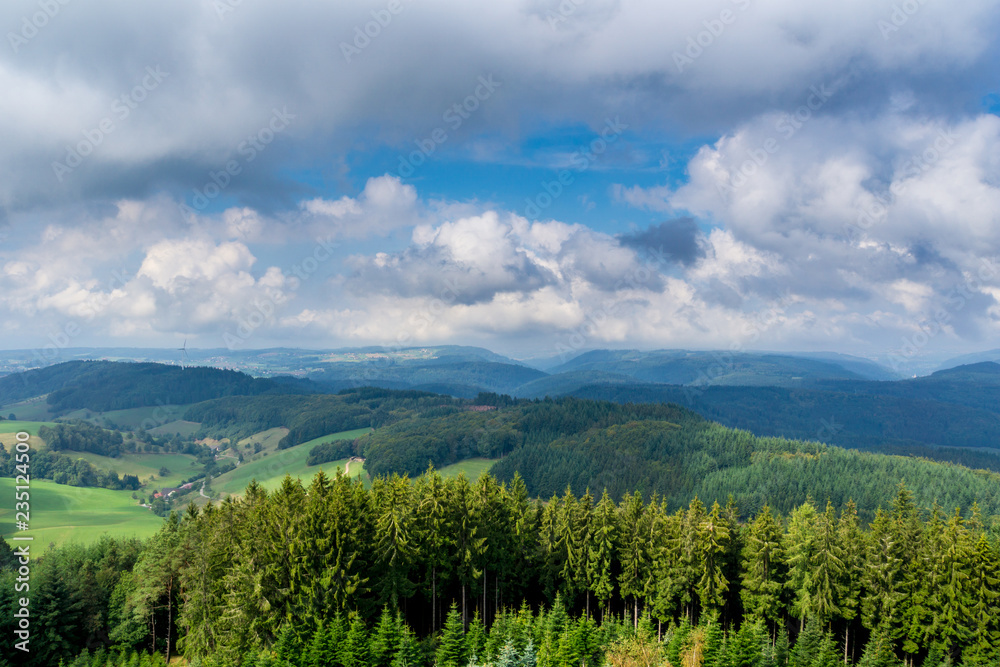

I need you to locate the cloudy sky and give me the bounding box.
[1,0,999,364]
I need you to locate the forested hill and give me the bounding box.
[354,395,1000,521]
[176,385,1000,520]
[0,360,318,412]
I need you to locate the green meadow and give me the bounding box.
[438,457,496,480]
[0,420,59,436]
[211,427,371,496]
[0,477,164,546]
[0,396,57,421]
[0,420,57,451]
[59,451,201,488]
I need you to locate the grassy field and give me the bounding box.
[438,458,496,480]
[60,451,200,488]
[96,405,194,429]
[148,420,202,437]
[236,427,289,450]
[0,397,56,421]
[211,427,371,496]
[0,420,58,436]
[0,420,58,451]
[0,477,164,546]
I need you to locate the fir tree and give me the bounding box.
[789,616,822,667]
[391,623,422,667]
[587,489,617,619]
[466,612,487,664]
[700,614,725,667]
[696,502,732,615]
[784,501,818,631]
[370,608,401,667]
[773,628,790,667]
[856,624,902,667]
[305,621,338,667]
[274,624,304,667]
[727,618,766,667]
[436,603,467,667]
[340,617,370,667]
[741,505,786,630]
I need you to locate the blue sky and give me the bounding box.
[1,0,999,368]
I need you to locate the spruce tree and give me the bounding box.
[436,603,467,667]
[856,624,902,667]
[373,477,417,609]
[666,617,692,667]
[784,500,818,630]
[773,628,790,667]
[810,501,846,623]
[789,616,822,667]
[340,617,370,667]
[273,624,303,667]
[587,489,617,619]
[727,619,766,667]
[466,611,487,664]
[305,621,338,667]
[495,641,519,667]
[617,491,649,628]
[391,623,421,667]
[370,608,401,667]
[741,505,786,630]
[962,535,1000,665]
[700,613,725,667]
[696,502,732,615]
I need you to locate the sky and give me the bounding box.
[1,0,999,365]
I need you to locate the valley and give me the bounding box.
[2,350,1000,666]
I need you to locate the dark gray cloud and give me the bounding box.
[344,242,557,304]
[618,217,705,266]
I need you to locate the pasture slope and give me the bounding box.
[211,427,372,495]
[0,477,164,546]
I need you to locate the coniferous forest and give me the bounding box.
[3,469,1000,667]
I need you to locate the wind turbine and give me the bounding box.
[178,338,189,366]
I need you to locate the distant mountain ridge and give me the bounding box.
[0,360,317,412]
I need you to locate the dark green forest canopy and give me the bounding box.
[353,395,1000,521]
[9,473,1000,667]
[182,389,1000,521]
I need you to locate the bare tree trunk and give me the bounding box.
[843,626,849,665]
[432,567,437,634]
[166,576,173,665]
